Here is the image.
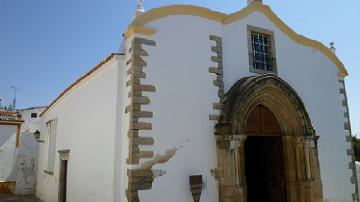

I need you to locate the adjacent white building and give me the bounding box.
[0,110,39,195]
[35,1,358,202]
[19,106,47,134]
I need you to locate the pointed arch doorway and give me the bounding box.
[244,105,286,202]
[214,74,324,202]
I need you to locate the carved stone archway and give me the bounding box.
[213,74,323,202]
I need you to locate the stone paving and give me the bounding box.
[0,194,42,202]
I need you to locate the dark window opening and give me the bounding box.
[31,113,38,118]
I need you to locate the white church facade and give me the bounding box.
[35,1,358,202]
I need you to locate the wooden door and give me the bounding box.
[244,105,287,202]
[244,105,281,135]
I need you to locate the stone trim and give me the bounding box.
[126,37,156,202]
[58,149,70,161]
[209,35,224,121]
[127,169,154,201]
[126,37,156,165]
[339,78,359,201]
[214,74,324,202]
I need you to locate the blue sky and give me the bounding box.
[0,0,359,135]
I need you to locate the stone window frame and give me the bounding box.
[247,25,277,74]
[44,119,58,175]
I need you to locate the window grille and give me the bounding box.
[250,31,274,72]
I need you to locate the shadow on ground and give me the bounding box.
[0,194,42,202]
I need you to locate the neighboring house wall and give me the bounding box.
[19,107,47,133]
[15,132,39,195]
[0,133,17,181]
[0,125,16,146]
[0,131,38,195]
[36,55,124,202]
[126,8,353,202]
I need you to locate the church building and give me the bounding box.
[35,0,358,201]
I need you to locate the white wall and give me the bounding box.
[0,129,39,194]
[19,107,47,133]
[15,132,39,195]
[36,55,123,202]
[114,55,127,202]
[132,15,222,202]
[130,9,353,202]
[0,125,16,146]
[0,132,17,181]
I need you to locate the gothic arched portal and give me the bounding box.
[214,74,323,202]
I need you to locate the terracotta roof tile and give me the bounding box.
[0,111,17,116]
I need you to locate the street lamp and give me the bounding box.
[33,130,45,143]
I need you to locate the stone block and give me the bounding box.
[136,151,154,158]
[211,56,222,63]
[132,137,154,145]
[209,35,221,42]
[133,84,156,92]
[127,66,144,76]
[128,91,142,97]
[132,96,151,104]
[209,67,223,75]
[349,162,355,169]
[127,55,147,67]
[351,175,357,184]
[131,111,153,118]
[352,193,359,201]
[213,80,224,87]
[127,78,141,87]
[213,103,224,110]
[347,149,354,156]
[344,122,351,130]
[128,130,139,137]
[129,45,149,56]
[133,37,156,46]
[130,122,152,130]
[211,46,222,54]
[126,190,140,202]
[209,114,220,120]
[132,71,146,78]
[126,104,141,113]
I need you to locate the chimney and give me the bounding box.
[329,42,336,54]
[247,0,262,5]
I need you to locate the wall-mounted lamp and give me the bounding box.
[189,175,203,202]
[34,130,45,143]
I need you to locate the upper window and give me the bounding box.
[31,113,37,118]
[247,25,277,74]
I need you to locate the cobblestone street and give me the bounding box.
[0,195,42,202]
